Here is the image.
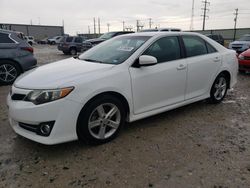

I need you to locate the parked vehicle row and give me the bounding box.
[7,32,238,145]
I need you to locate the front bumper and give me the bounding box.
[7,86,83,145]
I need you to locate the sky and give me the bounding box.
[0,0,250,35]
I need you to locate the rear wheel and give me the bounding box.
[69,48,77,55]
[209,73,228,104]
[0,60,21,85]
[77,95,125,145]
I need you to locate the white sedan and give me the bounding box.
[7,32,238,145]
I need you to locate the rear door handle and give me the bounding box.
[177,64,186,70]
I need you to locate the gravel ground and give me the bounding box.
[0,45,250,188]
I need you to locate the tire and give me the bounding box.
[69,48,77,55]
[51,41,56,45]
[77,95,126,145]
[209,73,228,104]
[0,60,21,85]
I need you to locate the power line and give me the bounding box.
[201,0,210,30]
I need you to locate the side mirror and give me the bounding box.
[139,55,157,66]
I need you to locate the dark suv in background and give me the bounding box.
[206,34,224,46]
[82,31,134,51]
[58,36,87,55]
[0,29,37,85]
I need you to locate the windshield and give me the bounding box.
[99,32,116,39]
[79,36,150,65]
[238,36,250,41]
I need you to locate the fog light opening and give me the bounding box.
[38,121,55,136]
[40,124,51,135]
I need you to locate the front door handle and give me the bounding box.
[177,64,186,70]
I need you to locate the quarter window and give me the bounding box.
[206,42,217,53]
[66,37,73,42]
[143,36,181,63]
[0,33,15,43]
[182,36,207,57]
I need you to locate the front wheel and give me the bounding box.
[209,74,228,104]
[77,95,126,145]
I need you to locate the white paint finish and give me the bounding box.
[7,32,238,145]
[129,58,187,114]
[185,52,222,99]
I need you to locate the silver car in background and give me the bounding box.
[0,29,37,85]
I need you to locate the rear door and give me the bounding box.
[74,37,83,52]
[182,35,221,100]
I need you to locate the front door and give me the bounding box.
[129,36,187,114]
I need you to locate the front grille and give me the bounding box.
[244,56,250,60]
[19,122,38,133]
[232,46,242,50]
[11,94,26,101]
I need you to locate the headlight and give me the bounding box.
[24,87,74,105]
[238,54,245,60]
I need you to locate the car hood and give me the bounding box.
[14,58,115,89]
[230,40,250,45]
[84,38,106,44]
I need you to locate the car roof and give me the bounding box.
[123,31,203,37]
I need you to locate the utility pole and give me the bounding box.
[122,21,125,31]
[233,8,238,41]
[190,0,195,30]
[98,18,101,34]
[107,23,110,32]
[88,26,90,34]
[201,0,210,31]
[136,20,139,32]
[149,18,152,29]
[136,20,144,32]
[93,17,96,34]
[30,19,33,25]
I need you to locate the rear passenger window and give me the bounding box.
[74,37,83,43]
[182,36,207,57]
[66,37,73,42]
[0,33,15,43]
[143,36,181,63]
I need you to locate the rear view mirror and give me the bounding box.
[139,55,157,66]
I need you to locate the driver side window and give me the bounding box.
[143,36,181,63]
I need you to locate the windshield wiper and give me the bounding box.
[82,58,104,63]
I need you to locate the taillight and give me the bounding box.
[21,47,34,53]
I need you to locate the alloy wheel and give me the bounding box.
[213,77,227,100]
[88,103,121,140]
[0,64,18,83]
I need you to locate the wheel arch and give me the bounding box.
[0,58,24,73]
[78,91,131,122]
[218,70,231,89]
